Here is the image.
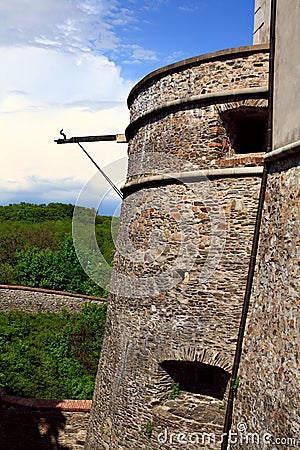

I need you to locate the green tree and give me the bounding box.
[0,304,107,399]
[0,202,117,296]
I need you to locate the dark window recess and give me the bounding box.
[220,106,268,154]
[160,360,231,400]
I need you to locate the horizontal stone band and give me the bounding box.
[125,87,269,140]
[122,166,264,196]
[264,139,300,161]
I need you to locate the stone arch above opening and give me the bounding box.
[159,360,231,400]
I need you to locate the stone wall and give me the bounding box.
[87,175,262,449]
[229,3,300,445]
[0,390,91,450]
[0,286,106,449]
[127,46,269,122]
[231,151,300,449]
[0,285,106,313]
[126,99,267,176]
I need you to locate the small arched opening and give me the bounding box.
[220,106,268,154]
[160,360,231,400]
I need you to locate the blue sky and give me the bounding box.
[110,0,255,79]
[0,0,255,215]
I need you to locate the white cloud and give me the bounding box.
[0,101,129,207]
[0,0,123,54]
[0,46,132,112]
[165,50,185,64]
[0,1,159,65]
[178,5,197,13]
[0,44,131,208]
[130,44,157,62]
[122,44,157,64]
[0,0,162,210]
[139,0,170,12]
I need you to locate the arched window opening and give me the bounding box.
[160,360,231,400]
[220,106,268,154]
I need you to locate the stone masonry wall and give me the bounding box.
[0,391,91,450]
[86,46,269,450]
[127,99,267,177]
[126,47,269,179]
[0,285,106,313]
[231,153,300,449]
[86,174,262,449]
[128,48,269,122]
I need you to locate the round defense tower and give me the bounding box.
[85,44,269,449]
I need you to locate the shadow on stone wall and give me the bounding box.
[0,402,71,450]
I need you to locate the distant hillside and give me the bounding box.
[0,203,116,297]
[0,202,75,222]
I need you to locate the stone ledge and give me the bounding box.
[126,88,269,140]
[216,153,264,167]
[264,139,300,161]
[153,392,225,430]
[122,166,264,197]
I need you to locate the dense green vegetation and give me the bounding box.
[0,304,107,399]
[0,202,75,222]
[0,202,116,297]
[0,203,113,399]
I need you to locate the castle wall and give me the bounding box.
[0,391,91,450]
[85,46,269,450]
[126,46,268,179]
[128,46,269,123]
[0,285,106,313]
[87,178,262,450]
[230,153,300,449]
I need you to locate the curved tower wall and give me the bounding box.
[85,45,269,449]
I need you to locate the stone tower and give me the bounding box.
[253,0,271,44]
[85,44,269,449]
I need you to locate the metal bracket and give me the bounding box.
[54,132,127,144]
[54,130,126,199]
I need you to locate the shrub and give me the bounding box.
[0,304,107,399]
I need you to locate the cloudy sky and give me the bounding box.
[0,0,255,215]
